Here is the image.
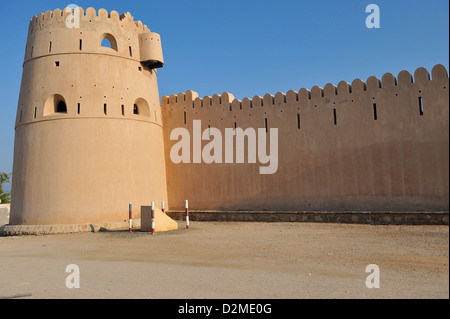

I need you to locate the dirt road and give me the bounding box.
[0,222,448,299]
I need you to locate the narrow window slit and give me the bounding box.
[297,114,301,129]
[373,103,378,120]
[121,105,125,116]
[34,107,37,119]
[77,103,80,114]
[333,108,337,125]
[418,97,424,116]
[265,118,268,133]
[104,104,107,115]
[79,39,82,50]
[184,111,186,125]
[49,41,52,53]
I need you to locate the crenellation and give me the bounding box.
[161,66,448,131]
[351,78,366,93]
[398,70,413,86]
[311,85,324,99]
[324,83,337,97]
[381,73,397,89]
[286,90,298,104]
[367,76,381,90]
[432,64,448,81]
[414,67,430,83]
[337,81,352,95]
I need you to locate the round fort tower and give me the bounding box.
[10,7,168,226]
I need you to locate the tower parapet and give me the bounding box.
[24,7,163,66]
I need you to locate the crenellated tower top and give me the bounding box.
[24,6,163,68]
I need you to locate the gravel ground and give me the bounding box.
[0,221,448,299]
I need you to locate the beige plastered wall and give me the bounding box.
[162,65,449,212]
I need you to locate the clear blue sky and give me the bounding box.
[0,0,448,173]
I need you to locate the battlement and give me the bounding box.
[28,7,150,34]
[24,7,163,67]
[162,64,448,112]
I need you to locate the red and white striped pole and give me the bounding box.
[129,202,133,232]
[151,201,155,234]
[161,200,165,214]
[185,200,190,229]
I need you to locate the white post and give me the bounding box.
[151,201,155,234]
[129,202,132,232]
[185,200,189,229]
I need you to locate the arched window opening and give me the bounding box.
[44,94,68,116]
[133,98,150,117]
[100,33,118,51]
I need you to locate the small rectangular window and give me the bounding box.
[55,61,60,67]
[333,109,337,125]
[418,97,424,116]
[265,118,268,133]
[129,46,133,57]
[297,114,301,129]
[373,103,378,120]
[121,105,125,116]
[104,104,107,115]
[77,103,80,114]
[79,39,83,51]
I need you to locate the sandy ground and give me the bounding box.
[0,221,448,299]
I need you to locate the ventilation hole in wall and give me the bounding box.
[104,104,107,115]
[373,103,378,120]
[333,108,337,125]
[138,66,142,71]
[79,39,82,50]
[418,97,424,116]
[184,111,186,125]
[20,111,23,122]
[77,103,80,114]
[49,41,52,53]
[55,61,60,67]
[129,46,133,57]
[121,105,125,116]
[34,107,37,119]
[297,114,301,129]
[265,118,268,133]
